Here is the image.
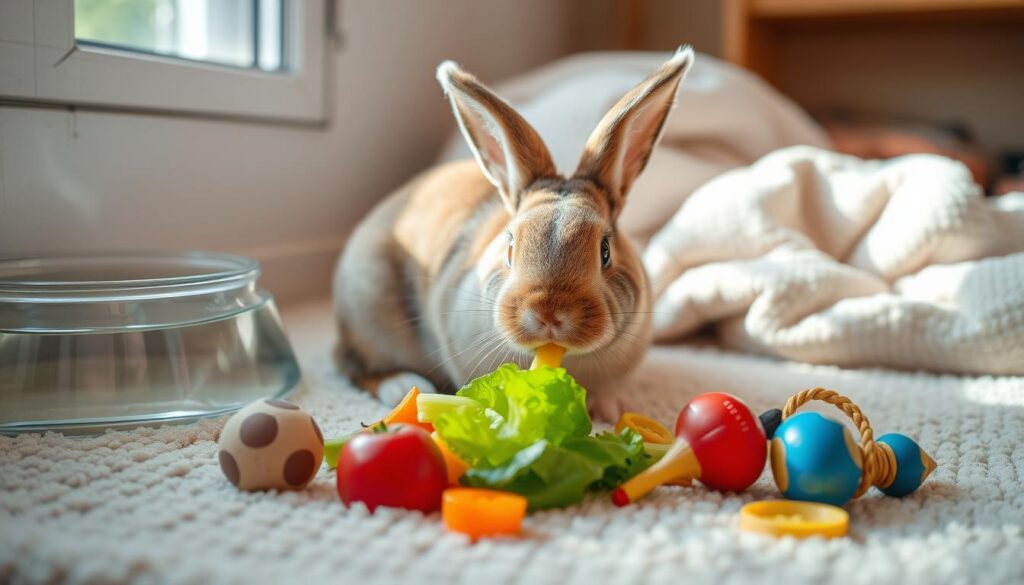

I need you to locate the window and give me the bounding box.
[74,0,286,72]
[0,0,328,123]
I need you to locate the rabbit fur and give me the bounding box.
[332,47,694,420]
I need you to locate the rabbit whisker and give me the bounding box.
[464,332,514,380]
[420,327,498,363]
[428,330,505,377]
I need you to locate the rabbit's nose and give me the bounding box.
[534,308,562,329]
[523,305,567,335]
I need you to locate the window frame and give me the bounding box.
[0,0,329,124]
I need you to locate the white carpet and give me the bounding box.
[2,300,1023,585]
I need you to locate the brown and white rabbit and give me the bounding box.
[333,47,693,420]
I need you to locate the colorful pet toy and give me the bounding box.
[611,388,936,510]
[612,392,767,506]
[764,388,937,506]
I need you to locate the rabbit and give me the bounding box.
[332,47,694,420]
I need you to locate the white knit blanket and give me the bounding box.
[2,301,1023,584]
[644,146,1024,375]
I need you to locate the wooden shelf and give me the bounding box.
[722,0,1024,171]
[725,0,1024,80]
[751,0,1024,19]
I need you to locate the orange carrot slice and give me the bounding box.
[365,386,434,433]
[432,432,469,485]
[383,386,423,425]
[443,488,527,540]
[530,343,566,369]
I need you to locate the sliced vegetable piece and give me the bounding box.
[384,386,434,432]
[460,440,602,510]
[460,430,653,510]
[443,488,527,540]
[360,386,434,433]
[530,343,566,369]
[430,364,591,467]
[324,437,348,470]
[416,394,478,424]
[615,412,674,444]
[432,431,469,484]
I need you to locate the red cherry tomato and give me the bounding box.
[337,424,447,512]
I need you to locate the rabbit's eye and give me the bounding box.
[600,237,611,269]
[506,239,514,267]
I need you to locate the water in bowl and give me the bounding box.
[0,301,299,434]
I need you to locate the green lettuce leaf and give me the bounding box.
[460,429,652,510]
[563,429,651,491]
[420,363,652,510]
[427,363,591,467]
[459,364,591,440]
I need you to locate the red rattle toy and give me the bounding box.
[612,392,767,506]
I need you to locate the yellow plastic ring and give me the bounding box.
[739,501,849,539]
[615,412,675,444]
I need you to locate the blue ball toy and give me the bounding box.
[877,433,936,497]
[770,412,863,506]
[763,389,937,506]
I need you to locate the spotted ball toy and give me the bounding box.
[764,388,936,506]
[217,398,325,491]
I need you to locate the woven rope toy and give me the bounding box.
[762,388,936,506]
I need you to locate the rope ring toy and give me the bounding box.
[764,388,936,505]
[781,388,895,498]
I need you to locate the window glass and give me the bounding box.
[74,0,286,72]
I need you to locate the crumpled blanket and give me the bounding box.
[644,146,1024,375]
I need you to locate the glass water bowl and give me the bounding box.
[0,252,301,435]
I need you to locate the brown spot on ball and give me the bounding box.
[265,399,299,410]
[240,413,278,448]
[311,418,323,444]
[219,450,240,486]
[283,449,316,487]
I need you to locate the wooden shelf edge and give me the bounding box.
[751,0,1024,19]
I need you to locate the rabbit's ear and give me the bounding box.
[575,46,693,215]
[438,61,555,212]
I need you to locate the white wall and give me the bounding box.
[0,0,588,302]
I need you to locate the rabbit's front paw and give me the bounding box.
[378,372,437,407]
[586,389,637,423]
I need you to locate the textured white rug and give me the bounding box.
[2,300,1023,585]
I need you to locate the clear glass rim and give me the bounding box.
[0,251,267,333]
[0,251,259,294]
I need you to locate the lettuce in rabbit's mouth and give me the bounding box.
[417,360,654,510]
